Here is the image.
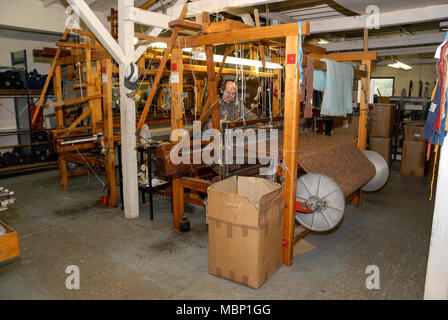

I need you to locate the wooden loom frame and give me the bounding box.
[159,14,376,266]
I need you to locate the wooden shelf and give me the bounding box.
[0,161,58,174]
[0,129,48,137]
[0,89,54,96]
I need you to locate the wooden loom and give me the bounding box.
[149,13,376,267]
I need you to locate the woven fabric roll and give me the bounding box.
[297,133,375,197]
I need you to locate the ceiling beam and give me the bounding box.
[376,45,439,57]
[124,6,172,28]
[239,13,255,27]
[186,0,286,17]
[260,12,296,24]
[323,32,446,52]
[310,4,448,34]
[376,58,438,65]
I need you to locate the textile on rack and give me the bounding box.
[423,32,448,199]
[424,39,448,151]
[302,57,315,118]
[320,59,354,117]
[313,70,326,92]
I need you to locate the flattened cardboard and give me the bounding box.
[333,116,359,137]
[401,140,426,176]
[207,176,284,289]
[370,104,396,138]
[370,137,391,167]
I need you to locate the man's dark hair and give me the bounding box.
[221,79,235,91]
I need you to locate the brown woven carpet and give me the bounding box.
[294,133,375,197]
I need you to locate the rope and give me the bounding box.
[429,144,439,200]
[295,21,306,83]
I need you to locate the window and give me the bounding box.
[372,78,394,97]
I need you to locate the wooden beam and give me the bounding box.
[308,51,377,62]
[254,9,266,68]
[134,32,169,43]
[169,19,202,32]
[282,35,300,267]
[102,58,116,207]
[170,45,184,131]
[67,107,92,131]
[136,3,188,133]
[204,19,253,33]
[139,0,155,10]
[182,22,310,47]
[32,27,70,124]
[43,94,103,109]
[357,60,371,151]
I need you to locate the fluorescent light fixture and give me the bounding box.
[387,61,412,70]
[147,44,282,69]
[149,42,168,49]
[188,52,282,69]
[317,39,329,44]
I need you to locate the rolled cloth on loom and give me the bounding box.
[296,133,375,197]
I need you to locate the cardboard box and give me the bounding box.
[333,116,359,137]
[0,221,20,265]
[207,176,283,289]
[370,104,397,138]
[370,137,391,167]
[401,140,426,176]
[405,125,426,142]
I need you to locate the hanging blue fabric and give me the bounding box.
[445,31,448,41]
[295,21,306,83]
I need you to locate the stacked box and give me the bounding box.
[369,104,396,167]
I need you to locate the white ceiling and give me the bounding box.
[334,0,448,14]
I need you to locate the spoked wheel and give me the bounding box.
[295,173,345,232]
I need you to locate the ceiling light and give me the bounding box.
[387,61,412,70]
[317,39,329,44]
[146,45,282,69]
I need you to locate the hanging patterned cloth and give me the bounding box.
[424,34,448,199]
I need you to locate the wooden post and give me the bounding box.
[157,87,164,113]
[357,60,371,151]
[282,35,300,266]
[119,0,139,219]
[102,58,117,207]
[170,45,184,131]
[172,174,184,230]
[32,28,70,124]
[195,79,205,116]
[53,65,67,190]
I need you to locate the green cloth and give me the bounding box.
[320,59,354,116]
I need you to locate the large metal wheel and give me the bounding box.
[361,150,389,192]
[295,173,345,232]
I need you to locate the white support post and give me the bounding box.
[424,144,448,299]
[119,0,139,219]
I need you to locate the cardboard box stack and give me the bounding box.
[207,176,284,289]
[369,104,396,167]
[401,121,427,176]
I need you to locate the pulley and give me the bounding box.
[124,63,139,90]
[361,150,389,192]
[295,173,345,232]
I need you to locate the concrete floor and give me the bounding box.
[0,164,434,299]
